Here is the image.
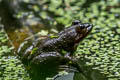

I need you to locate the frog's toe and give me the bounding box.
[59,65,79,72]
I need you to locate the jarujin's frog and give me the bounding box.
[18,20,93,79]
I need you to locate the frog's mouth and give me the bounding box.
[86,24,93,33]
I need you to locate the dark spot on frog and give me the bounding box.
[18,20,93,80]
[72,20,81,25]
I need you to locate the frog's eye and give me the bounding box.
[72,20,81,25]
[80,24,85,29]
[83,23,90,28]
[75,24,86,33]
[83,23,93,30]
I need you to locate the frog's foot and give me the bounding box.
[64,52,73,60]
[64,52,77,61]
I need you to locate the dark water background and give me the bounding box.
[0,0,109,80]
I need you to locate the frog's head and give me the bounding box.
[72,20,93,43]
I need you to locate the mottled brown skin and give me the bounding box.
[18,20,93,79]
[32,20,93,57]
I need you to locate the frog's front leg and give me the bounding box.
[64,52,83,73]
[64,52,73,60]
[64,42,79,58]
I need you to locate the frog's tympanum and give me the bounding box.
[18,20,93,80]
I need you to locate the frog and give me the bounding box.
[17,20,93,79]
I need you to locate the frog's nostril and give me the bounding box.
[84,23,89,27]
[84,23,93,28]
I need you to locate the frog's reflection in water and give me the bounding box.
[54,59,107,80]
[55,69,106,80]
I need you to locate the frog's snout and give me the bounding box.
[86,24,93,31]
[76,23,93,34]
[81,23,92,31]
[79,23,92,30]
